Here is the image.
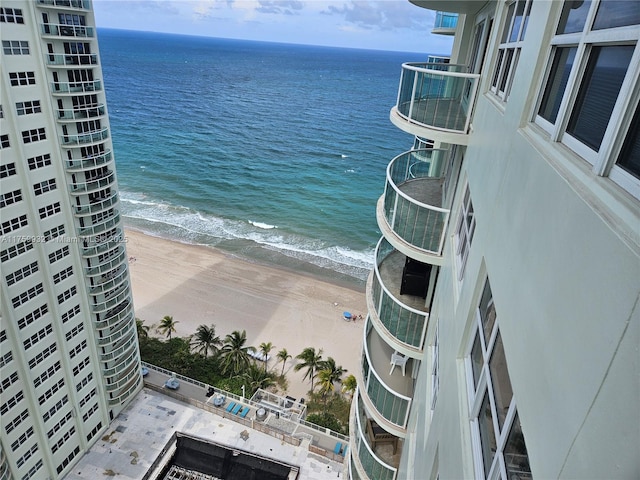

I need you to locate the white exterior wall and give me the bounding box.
[0,2,142,478]
[397,0,639,479]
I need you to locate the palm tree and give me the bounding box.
[276,348,292,376]
[258,341,274,371]
[294,347,323,391]
[135,318,149,339]
[191,324,222,358]
[157,315,178,340]
[316,368,336,409]
[242,363,276,394]
[219,330,252,376]
[318,357,346,384]
[341,374,357,399]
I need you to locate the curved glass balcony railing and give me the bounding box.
[37,0,90,9]
[102,348,138,377]
[74,192,118,217]
[66,150,111,171]
[69,171,114,193]
[41,23,94,37]
[95,300,132,330]
[382,149,450,255]
[89,267,128,296]
[57,105,105,121]
[394,62,479,134]
[433,11,458,32]
[370,238,429,349]
[77,213,120,239]
[361,320,411,428]
[51,80,102,94]
[45,53,98,66]
[61,127,108,146]
[352,391,398,480]
[108,374,142,406]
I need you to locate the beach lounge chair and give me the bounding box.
[239,406,250,418]
[226,402,236,413]
[232,403,242,415]
[334,442,342,455]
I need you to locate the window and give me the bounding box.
[34,178,57,195]
[2,40,29,55]
[9,71,36,86]
[23,324,53,351]
[455,184,475,280]
[0,391,24,416]
[16,100,41,116]
[1,134,9,149]
[1,162,17,178]
[37,378,64,405]
[18,304,48,330]
[491,0,532,100]
[0,7,24,23]
[57,285,77,304]
[1,214,28,235]
[27,153,52,170]
[12,283,44,308]
[43,395,68,423]
[535,0,640,197]
[69,339,87,359]
[49,245,70,263]
[0,188,22,208]
[44,224,65,241]
[66,322,84,341]
[52,265,73,283]
[6,260,38,286]
[22,127,46,143]
[28,343,57,369]
[39,201,61,219]
[61,304,80,323]
[465,278,531,479]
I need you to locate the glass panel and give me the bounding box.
[616,101,640,179]
[492,50,505,88]
[489,330,513,431]
[509,0,527,42]
[502,2,516,42]
[538,47,577,124]
[479,280,496,345]
[519,0,532,40]
[567,45,634,151]
[471,333,483,389]
[504,413,532,480]
[593,0,640,29]
[499,49,515,92]
[556,0,591,34]
[478,391,497,479]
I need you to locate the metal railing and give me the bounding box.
[361,321,411,428]
[395,62,479,134]
[51,80,102,94]
[41,23,94,37]
[371,238,429,349]
[61,128,108,146]
[57,105,105,121]
[383,148,450,255]
[45,53,98,66]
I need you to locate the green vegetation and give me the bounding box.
[136,318,355,435]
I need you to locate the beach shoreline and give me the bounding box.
[124,227,367,400]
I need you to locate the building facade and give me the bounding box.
[349,1,639,479]
[0,1,142,478]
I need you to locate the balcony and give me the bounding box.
[61,128,109,146]
[57,105,105,122]
[66,150,112,172]
[359,319,415,435]
[378,149,450,261]
[51,80,102,94]
[45,53,98,66]
[390,63,479,145]
[69,171,114,194]
[349,390,402,480]
[74,192,118,217]
[410,0,487,14]
[432,11,458,35]
[81,229,123,257]
[41,23,94,38]
[37,0,90,9]
[77,212,120,239]
[368,238,430,353]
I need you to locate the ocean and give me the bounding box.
[98,29,422,286]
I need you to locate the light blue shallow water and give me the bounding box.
[98,29,420,285]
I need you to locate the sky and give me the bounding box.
[92,0,454,54]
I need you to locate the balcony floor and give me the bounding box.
[399,176,444,209]
[378,249,429,313]
[367,324,414,398]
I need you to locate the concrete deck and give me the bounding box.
[66,387,345,480]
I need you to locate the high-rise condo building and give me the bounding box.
[1,1,142,478]
[349,1,639,479]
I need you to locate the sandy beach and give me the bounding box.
[125,229,367,400]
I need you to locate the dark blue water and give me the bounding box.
[98,29,418,283]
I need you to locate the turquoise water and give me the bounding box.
[98,29,418,284]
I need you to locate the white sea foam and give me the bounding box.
[119,190,374,280]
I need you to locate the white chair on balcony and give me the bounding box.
[389,351,408,376]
